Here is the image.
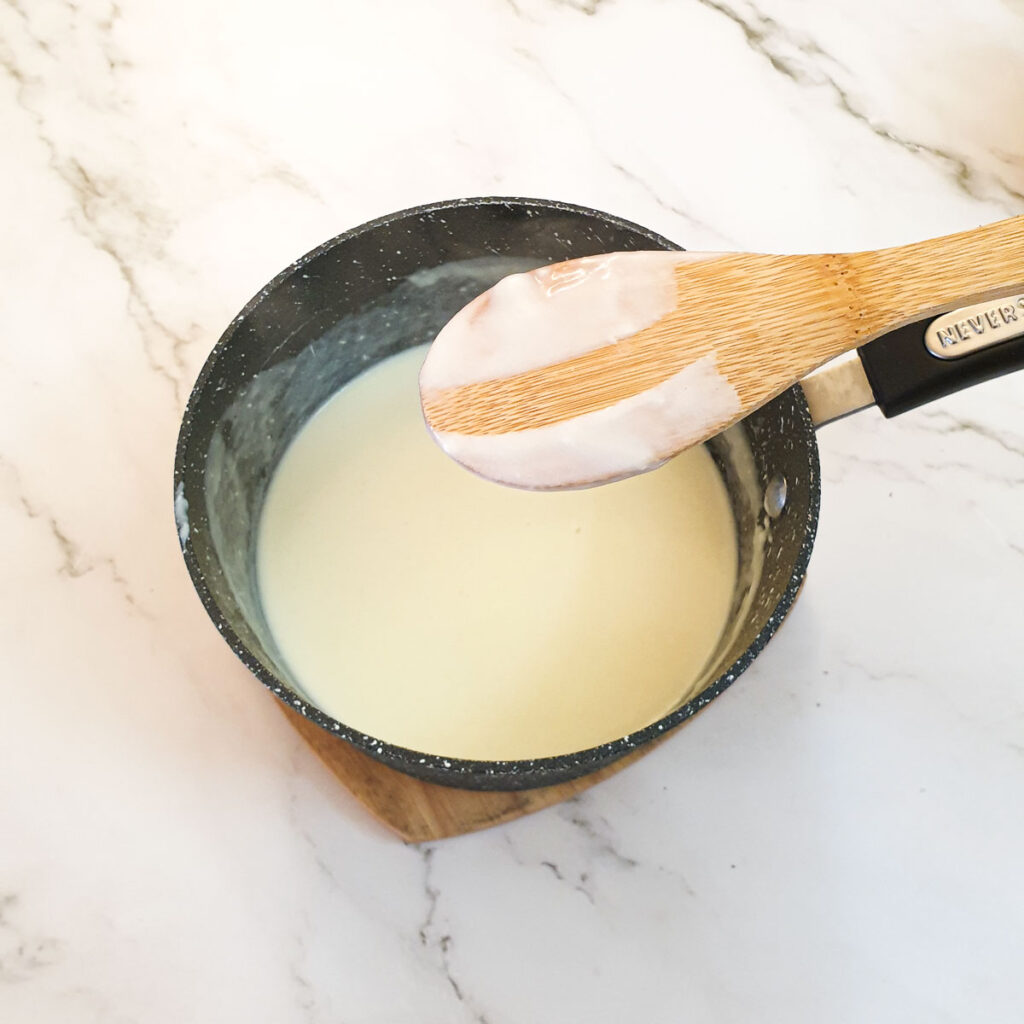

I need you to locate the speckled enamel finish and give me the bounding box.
[174,197,820,791]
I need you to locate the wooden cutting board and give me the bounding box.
[279,701,677,843]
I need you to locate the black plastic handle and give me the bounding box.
[857,306,1024,417]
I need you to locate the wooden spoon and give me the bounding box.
[419,216,1024,490]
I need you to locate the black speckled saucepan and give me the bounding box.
[175,197,1021,791]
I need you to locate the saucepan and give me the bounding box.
[174,197,1023,790]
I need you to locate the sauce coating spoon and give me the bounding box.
[419,216,1024,489]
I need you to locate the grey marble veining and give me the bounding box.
[1,0,1023,1021]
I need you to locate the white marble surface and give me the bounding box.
[2,0,1023,1020]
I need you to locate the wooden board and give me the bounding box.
[279,701,673,843]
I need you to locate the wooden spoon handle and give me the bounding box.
[851,215,1024,337]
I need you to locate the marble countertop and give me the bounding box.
[2,0,1023,1020]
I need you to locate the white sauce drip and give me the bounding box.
[174,481,190,546]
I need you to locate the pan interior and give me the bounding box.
[177,199,818,786]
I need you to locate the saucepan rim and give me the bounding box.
[173,196,820,788]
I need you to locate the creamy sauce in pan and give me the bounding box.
[257,345,737,760]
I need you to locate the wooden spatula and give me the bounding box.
[419,216,1024,490]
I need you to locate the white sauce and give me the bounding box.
[435,353,741,490]
[174,481,190,546]
[419,250,739,490]
[419,251,705,391]
[257,346,738,761]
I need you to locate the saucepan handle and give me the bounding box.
[803,291,1024,426]
[858,292,1024,416]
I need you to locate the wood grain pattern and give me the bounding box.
[422,254,854,435]
[279,700,674,843]
[422,216,1024,444]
